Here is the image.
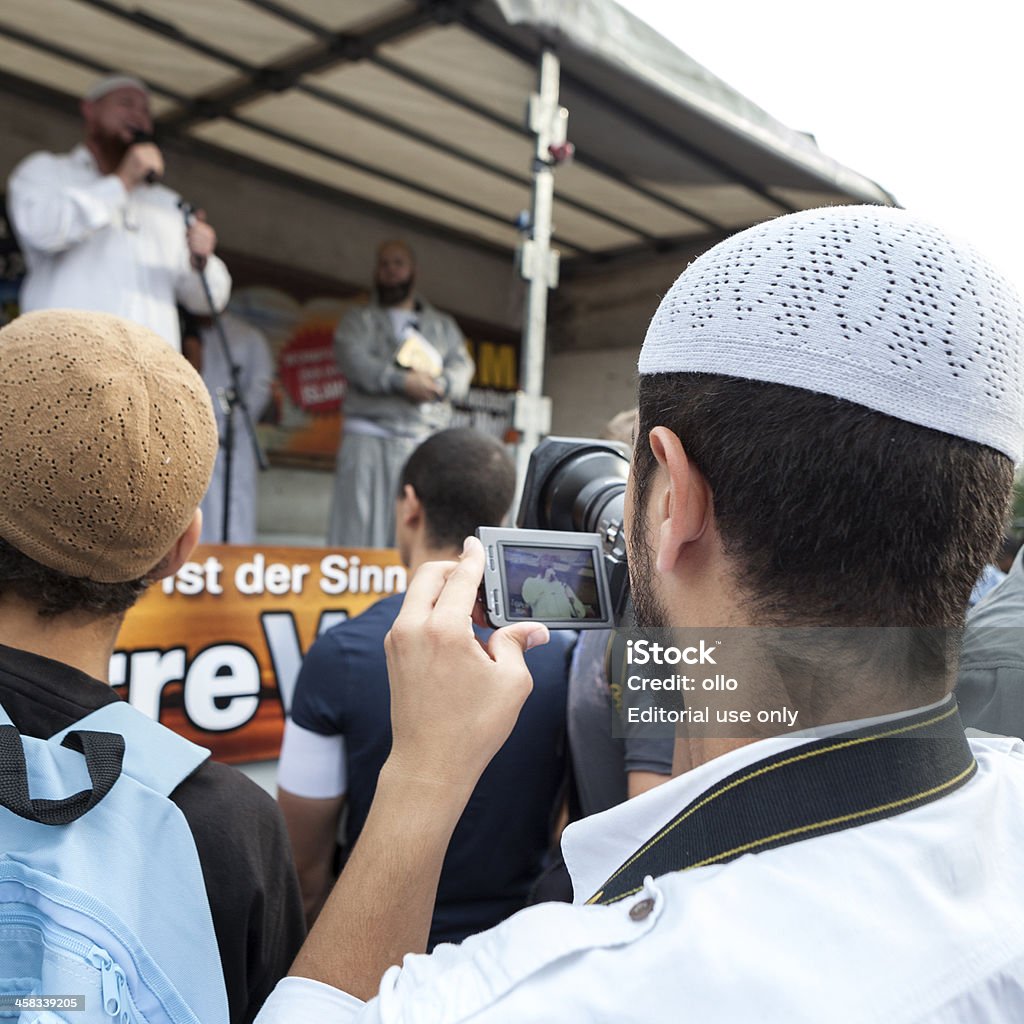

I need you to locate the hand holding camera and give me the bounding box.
[383,536,548,792]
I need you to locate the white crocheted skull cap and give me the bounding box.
[639,204,1024,461]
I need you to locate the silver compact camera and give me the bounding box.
[477,526,614,629]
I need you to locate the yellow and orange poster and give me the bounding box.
[112,544,405,763]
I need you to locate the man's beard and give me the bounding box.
[627,491,671,630]
[376,275,414,307]
[93,125,131,163]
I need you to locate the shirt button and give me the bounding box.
[629,898,655,921]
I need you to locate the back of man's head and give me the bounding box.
[400,428,515,548]
[633,205,1024,629]
[0,310,217,616]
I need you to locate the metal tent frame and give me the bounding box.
[0,0,897,464]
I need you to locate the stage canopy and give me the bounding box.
[0,0,895,270]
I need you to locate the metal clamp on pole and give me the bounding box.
[512,390,553,439]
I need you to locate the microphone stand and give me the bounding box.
[179,200,269,543]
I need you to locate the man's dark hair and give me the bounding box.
[0,537,149,618]
[400,428,515,548]
[633,373,1013,629]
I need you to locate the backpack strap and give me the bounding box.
[50,700,210,798]
[0,724,125,825]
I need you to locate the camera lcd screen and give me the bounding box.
[498,544,604,622]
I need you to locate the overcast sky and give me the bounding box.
[619,0,1022,294]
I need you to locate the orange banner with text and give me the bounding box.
[111,544,406,764]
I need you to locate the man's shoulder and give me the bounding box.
[299,595,402,680]
[176,757,281,827]
[415,298,462,335]
[416,297,450,318]
[966,578,1024,629]
[172,757,297,878]
[360,896,661,1020]
[336,302,380,332]
[961,560,1024,677]
[428,306,460,328]
[960,581,1024,669]
[321,594,403,645]
[292,597,402,731]
[9,148,73,182]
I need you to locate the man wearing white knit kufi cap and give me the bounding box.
[256,205,1024,1024]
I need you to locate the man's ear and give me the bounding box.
[398,484,423,529]
[648,426,712,574]
[147,509,203,582]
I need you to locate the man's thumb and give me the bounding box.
[489,621,549,663]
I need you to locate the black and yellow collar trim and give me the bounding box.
[588,701,975,906]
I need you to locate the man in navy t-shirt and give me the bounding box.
[277,428,573,946]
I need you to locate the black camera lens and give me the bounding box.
[537,449,627,538]
[517,439,627,530]
[517,437,631,621]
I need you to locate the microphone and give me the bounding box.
[129,129,160,184]
[178,199,207,271]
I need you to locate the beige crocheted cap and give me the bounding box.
[0,310,217,582]
[83,74,149,102]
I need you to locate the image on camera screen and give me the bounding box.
[500,545,603,621]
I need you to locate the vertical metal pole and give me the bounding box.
[522,47,559,408]
[513,46,564,513]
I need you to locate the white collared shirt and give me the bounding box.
[257,719,1024,1023]
[7,144,231,350]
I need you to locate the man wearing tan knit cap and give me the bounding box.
[0,310,304,1024]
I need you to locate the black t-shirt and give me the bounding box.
[291,593,574,948]
[0,643,305,1024]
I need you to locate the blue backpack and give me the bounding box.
[0,699,229,1024]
